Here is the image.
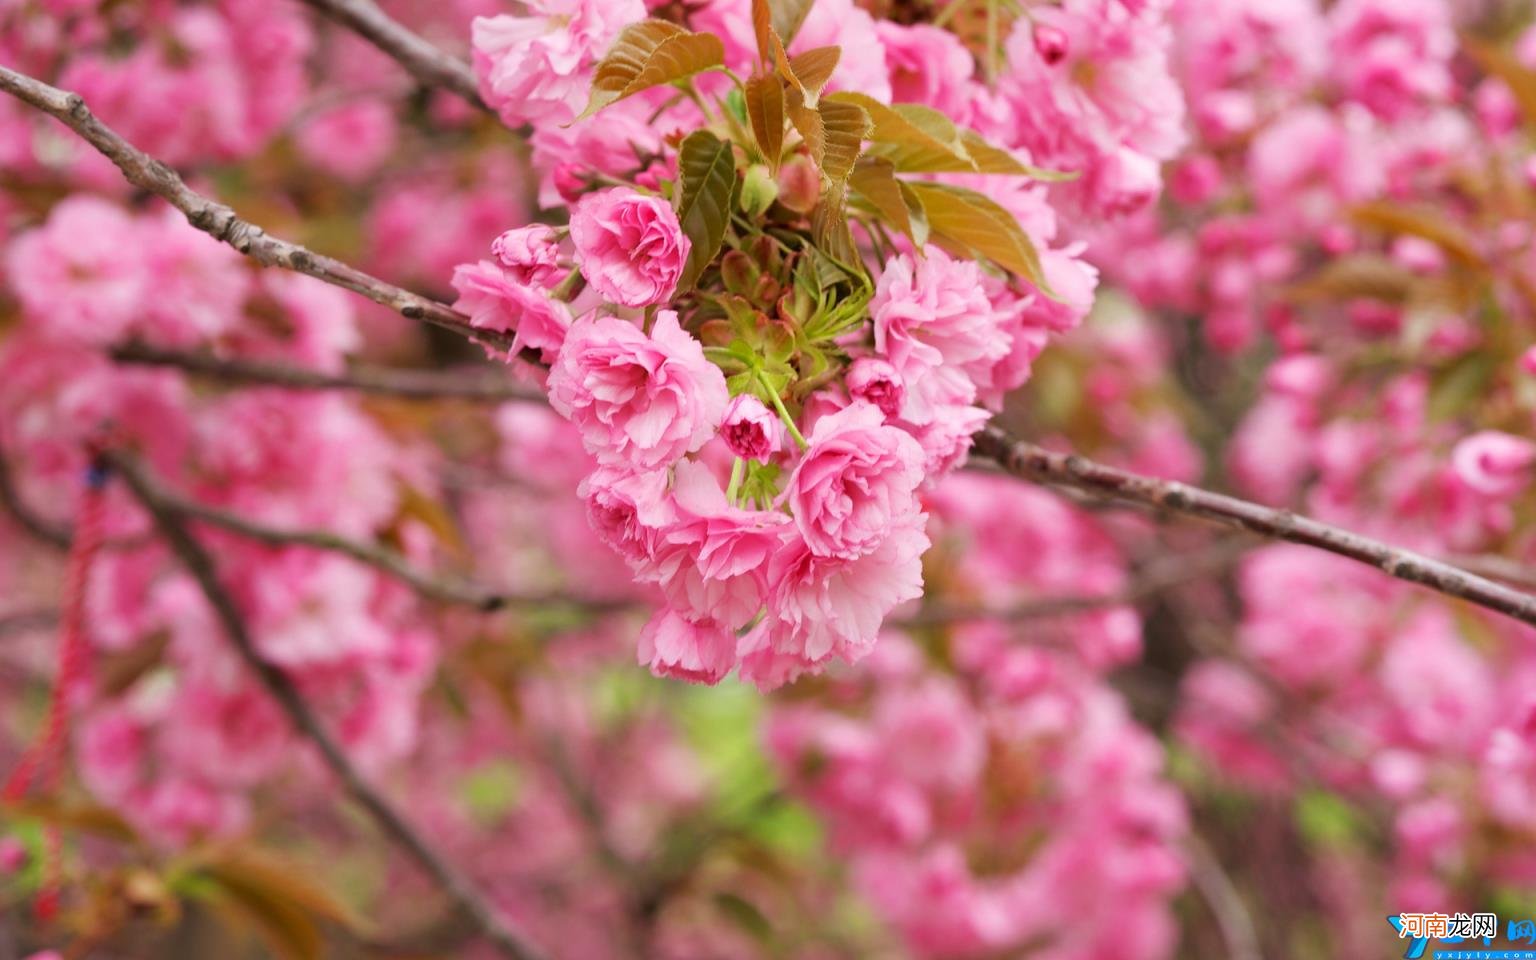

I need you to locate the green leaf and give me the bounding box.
[849,157,924,247]
[960,131,1077,180]
[674,130,738,292]
[715,892,774,943]
[905,181,1049,290]
[744,73,786,172]
[581,21,724,119]
[826,92,968,171]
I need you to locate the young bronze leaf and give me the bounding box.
[745,73,786,172]
[817,98,870,183]
[1465,39,1536,132]
[906,181,1049,291]
[788,88,826,165]
[675,130,739,292]
[580,21,723,119]
[751,0,774,64]
[849,158,919,246]
[785,46,841,101]
[812,180,860,267]
[771,0,816,48]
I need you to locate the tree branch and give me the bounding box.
[297,0,487,112]
[898,540,1246,627]
[107,454,620,615]
[104,450,548,960]
[0,438,71,549]
[110,343,545,404]
[972,426,1536,629]
[0,66,511,355]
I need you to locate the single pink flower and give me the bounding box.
[637,608,738,684]
[783,402,925,560]
[549,311,728,469]
[570,189,691,307]
[450,260,572,362]
[491,225,563,287]
[1453,431,1536,498]
[846,358,906,420]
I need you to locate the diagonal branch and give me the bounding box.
[0,66,510,355]
[899,540,1247,628]
[296,0,487,112]
[110,343,545,404]
[110,453,621,614]
[106,450,548,960]
[972,426,1536,629]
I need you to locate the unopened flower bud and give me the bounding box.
[721,394,783,463]
[777,156,821,215]
[740,164,779,219]
[1033,24,1069,66]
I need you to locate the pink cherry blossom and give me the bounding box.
[569,189,691,308]
[548,311,727,470]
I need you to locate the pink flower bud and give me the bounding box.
[0,837,27,874]
[1520,345,1536,376]
[1033,24,1069,66]
[491,225,562,287]
[1169,155,1221,205]
[553,163,587,204]
[846,358,906,420]
[721,394,782,463]
[1453,430,1536,498]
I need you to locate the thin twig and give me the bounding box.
[0,438,70,549]
[107,454,620,615]
[0,66,511,355]
[297,0,487,112]
[0,609,59,641]
[110,343,545,404]
[899,539,1247,627]
[1185,835,1263,960]
[973,427,1536,629]
[105,450,548,960]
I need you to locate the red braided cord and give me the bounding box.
[3,467,106,921]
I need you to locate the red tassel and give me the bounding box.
[4,460,108,922]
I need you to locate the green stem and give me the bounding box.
[759,373,808,450]
[551,268,585,303]
[726,457,746,503]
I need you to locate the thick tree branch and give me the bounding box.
[107,454,619,614]
[106,450,547,960]
[297,0,487,112]
[0,66,510,355]
[111,343,544,404]
[973,426,1536,629]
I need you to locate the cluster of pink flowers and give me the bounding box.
[767,473,1187,959]
[457,0,1187,688]
[0,190,441,842]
